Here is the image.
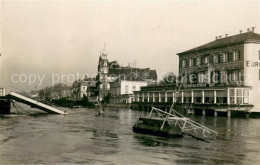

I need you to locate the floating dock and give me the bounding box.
[7,92,68,115]
[133,104,218,141]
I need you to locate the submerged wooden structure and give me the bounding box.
[133,104,218,141]
[1,92,68,115]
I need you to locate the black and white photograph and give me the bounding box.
[0,0,260,164]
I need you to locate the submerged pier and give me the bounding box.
[1,92,68,115]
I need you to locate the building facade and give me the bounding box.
[134,28,260,116]
[97,50,110,101]
[110,80,148,103]
[96,48,157,102]
[72,78,97,101]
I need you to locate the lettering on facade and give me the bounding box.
[246,61,260,67]
[183,83,208,88]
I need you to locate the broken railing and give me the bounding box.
[149,106,218,140]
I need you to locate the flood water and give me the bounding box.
[0,105,260,164]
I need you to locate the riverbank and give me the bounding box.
[50,97,95,109]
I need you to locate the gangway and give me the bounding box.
[149,105,218,140]
[7,92,68,115]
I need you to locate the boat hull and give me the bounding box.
[133,117,183,138]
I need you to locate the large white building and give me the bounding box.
[134,28,260,117]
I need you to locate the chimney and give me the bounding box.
[225,34,228,37]
[240,30,243,34]
[252,27,256,32]
[247,28,251,32]
[215,36,218,40]
[219,35,222,39]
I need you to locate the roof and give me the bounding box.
[109,67,157,81]
[81,80,96,87]
[178,31,260,55]
[139,84,177,91]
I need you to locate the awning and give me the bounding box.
[204,90,214,97]
[193,91,202,97]
[216,90,227,97]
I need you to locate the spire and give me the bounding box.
[103,43,106,53]
[100,43,107,59]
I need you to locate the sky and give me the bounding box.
[0,0,259,93]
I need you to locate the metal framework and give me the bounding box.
[149,105,218,140]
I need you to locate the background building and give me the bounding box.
[72,77,97,101]
[97,47,157,102]
[110,80,148,103]
[0,88,5,96]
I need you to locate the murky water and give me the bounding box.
[0,105,260,164]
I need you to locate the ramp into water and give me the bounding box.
[8,92,68,115]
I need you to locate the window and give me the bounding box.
[243,89,249,104]
[229,88,250,105]
[229,89,235,104]
[232,72,237,81]
[214,54,220,63]
[182,59,186,68]
[228,52,233,61]
[186,59,190,67]
[220,71,227,83]
[132,86,136,91]
[189,58,193,67]
[209,55,214,63]
[205,56,209,64]
[125,85,129,94]
[237,89,243,104]
[198,72,204,83]
[193,58,197,66]
[202,56,209,64]
[103,68,108,74]
[201,56,205,65]
[229,70,239,81]
[221,52,228,63]
[197,57,201,65]
[212,71,220,83]
[234,51,240,61]
[216,90,227,104]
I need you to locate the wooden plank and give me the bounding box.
[9,92,68,115]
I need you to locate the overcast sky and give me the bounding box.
[1,0,259,92]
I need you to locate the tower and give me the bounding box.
[97,44,110,101]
